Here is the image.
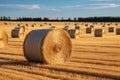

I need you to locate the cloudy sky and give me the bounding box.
[0,0,120,19]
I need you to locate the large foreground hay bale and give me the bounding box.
[86,27,93,33]
[94,28,104,37]
[116,28,120,35]
[67,29,79,39]
[108,27,114,32]
[23,29,72,64]
[0,30,8,48]
[11,28,24,38]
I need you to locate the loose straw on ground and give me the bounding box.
[23,29,72,64]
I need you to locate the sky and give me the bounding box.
[0,0,120,19]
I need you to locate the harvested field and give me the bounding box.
[0,21,120,80]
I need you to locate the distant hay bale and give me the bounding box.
[108,27,114,32]
[115,23,118,26]
[67,29,79,39]
[49,23,51,26]
[74,23,77,26]
[86,27,93,33]
[65,23,67,25]
[85,24,88,27]
[4,22,7,25]
[90,25,94,28]
[15,26,21,30]
[18,24,20,26]
[34,23,36,25]
[50,26,56,29]
[21,26,26,31]
[116,28,120,35]
[102,25,105,27]
[63,26,69,31]
[15,26,26,32]
[11,28,24,38]
[44,23,47,25]
[21,26,28,32]
[40,24,43,27]
[23,29,72,64]
[75,26,80,30]
[94,28,104,37]
[107,24,110,26]
[32,25,34,27]
[26,24,28,26]
[0,30,8,48]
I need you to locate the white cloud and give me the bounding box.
[64,5,82,9]
[90,0,114,1]
[47,8,61,12]
[0,4,40,9]
[87,3,120,9]
[62,3,120,10]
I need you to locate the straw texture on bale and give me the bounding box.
[108,27,114,32]
[0,30,8,48]
[86,27,93,33]
[75,26,80,30]
[94,28,104,37]
[11,28,24,38]
[23,29,72,64]
[63,26,69,31]
[67,29,79,39]
[116,28,120,35]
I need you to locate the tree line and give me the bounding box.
[0,16,120,22]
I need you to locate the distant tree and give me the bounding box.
[43,17,49,21]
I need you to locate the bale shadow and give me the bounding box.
[0,52,23,56]
[0,60,43,67]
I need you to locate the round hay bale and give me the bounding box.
[108,27,114,32]
[86,27,93,34]
[23,29,72,64]
[116,28,120,35]
[18,24,20,26]
[32,25,34,27]
[21,26,28,32]
[85,24,88,27]
[94,28,104,37]
[75,26,80,30]
[67,29,79,39]
[15,26,21,30]
[63,26,69,31]
[0,30,8,48]
[26,24,28,26]
[50,26,56,29]
[102,25,105,27]
[90,25,94,28]
[11,28,24,38]
[107,24,110,26]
